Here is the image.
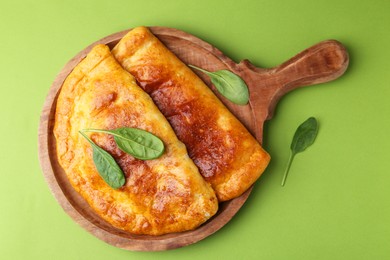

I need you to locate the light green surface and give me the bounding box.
[1,0,389,259]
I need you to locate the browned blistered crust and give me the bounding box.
[54,44,218,235]
[112,27,271,201]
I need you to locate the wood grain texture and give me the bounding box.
[38,27,348,251]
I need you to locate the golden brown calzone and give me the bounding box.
[54,44,218,235]
[112,27,271,201]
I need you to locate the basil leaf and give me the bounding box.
[189,65,249,105]
[79,131,125,189]
[82,128,165,160]
[281,117,319,186]
[290,117,319,153]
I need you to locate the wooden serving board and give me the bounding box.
[38,27,349,251]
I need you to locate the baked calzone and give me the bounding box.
[112,27,271,201]
[54,44,218,235]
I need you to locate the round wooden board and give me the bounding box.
[38,27,348,251]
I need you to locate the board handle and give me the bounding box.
[270,39,348,92]
[238,40,349,121]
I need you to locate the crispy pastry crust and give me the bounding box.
[112,27,271,201]
[54,44,218,235]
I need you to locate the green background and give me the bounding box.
[1,0,389,259]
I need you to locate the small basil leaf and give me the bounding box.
[111,128,165,160]
[79,131,125,189]
[189,65,249,105]
[81,128,165,160]
[281,117,319,186]
[290,117,319,154]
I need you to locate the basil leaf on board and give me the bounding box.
[79,131,125,189]
[188,64,249,105]
[81,127,165,160]
[281,117,319,186]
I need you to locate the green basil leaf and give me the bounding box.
[290,117,319,154]
[79,131,125,189]
[111,128,165,160]
[281,117,319,186]
[189,65,249,105]
[82,128,165,160]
